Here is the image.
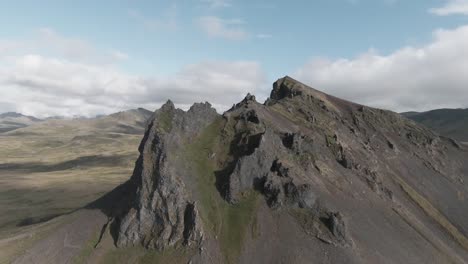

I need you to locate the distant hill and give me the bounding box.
[0,108,153,134]
[0,112,41,120]
[402,108,468,142]
[0,112,43,133]
[105,108,153,134]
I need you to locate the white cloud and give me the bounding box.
[197,16,248,40]
[0,28,128,65]
[0,54,266,117]
[37,28,95,61]
[0,28,267,117]
[0,28,266,117]
[294,25,468,112]
[429,0,468,16]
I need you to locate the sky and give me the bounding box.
[1,0,468,117]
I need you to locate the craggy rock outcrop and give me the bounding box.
[262,159,317,209]
[110,76,468,264]
[115,101,218,250]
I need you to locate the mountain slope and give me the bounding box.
[11,77,468,264]
[402,108,468,142]
[0,112,42,133]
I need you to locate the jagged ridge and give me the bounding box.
[110,76,468,264]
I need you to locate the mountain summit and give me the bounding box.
[15,77,468,264]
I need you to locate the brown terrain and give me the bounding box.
[0,108,153,263]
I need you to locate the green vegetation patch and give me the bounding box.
[156,110,173,133]
[396,176,468,251]
[220,192,258,263]
[289,208,323,235]
[183,117,259,263]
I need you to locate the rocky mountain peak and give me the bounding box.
[188,102,214,114]
[270,76,333,102]
[160,99,176,112]
[242,93,257,103]
[115,104,213,250]
[108,77,468,264]
[270,76,306,100]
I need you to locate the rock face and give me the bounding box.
[113,76,468,264]
[115,101,217,249]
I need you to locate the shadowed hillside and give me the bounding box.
[402,108,468,142]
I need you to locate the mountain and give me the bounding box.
[0,108,153,238]
[402,108,468,142]
[0,108,154,134]
[0,112,41,120]
[105,108,154,134]
[8,77,468,264]
[0,112,42,133]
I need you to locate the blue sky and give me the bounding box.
[1,0,468,116]
[1,0,464,75]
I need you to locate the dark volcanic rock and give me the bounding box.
[270,76,304,100]
[322,211,350,245]
[262,159,316,209]
[115,100,218,250]
[110,77,468,264]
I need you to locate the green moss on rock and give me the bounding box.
[183,117,259,263]
[156,110,173,133]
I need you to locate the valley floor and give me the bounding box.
[0,120,142,247]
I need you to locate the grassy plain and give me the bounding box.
[0,113,148,233]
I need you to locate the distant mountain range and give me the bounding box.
[402,108,468,142]
[0,112,43,133]
[5,106,466,143]
[0,108,153,134]
[0,112,42,120]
